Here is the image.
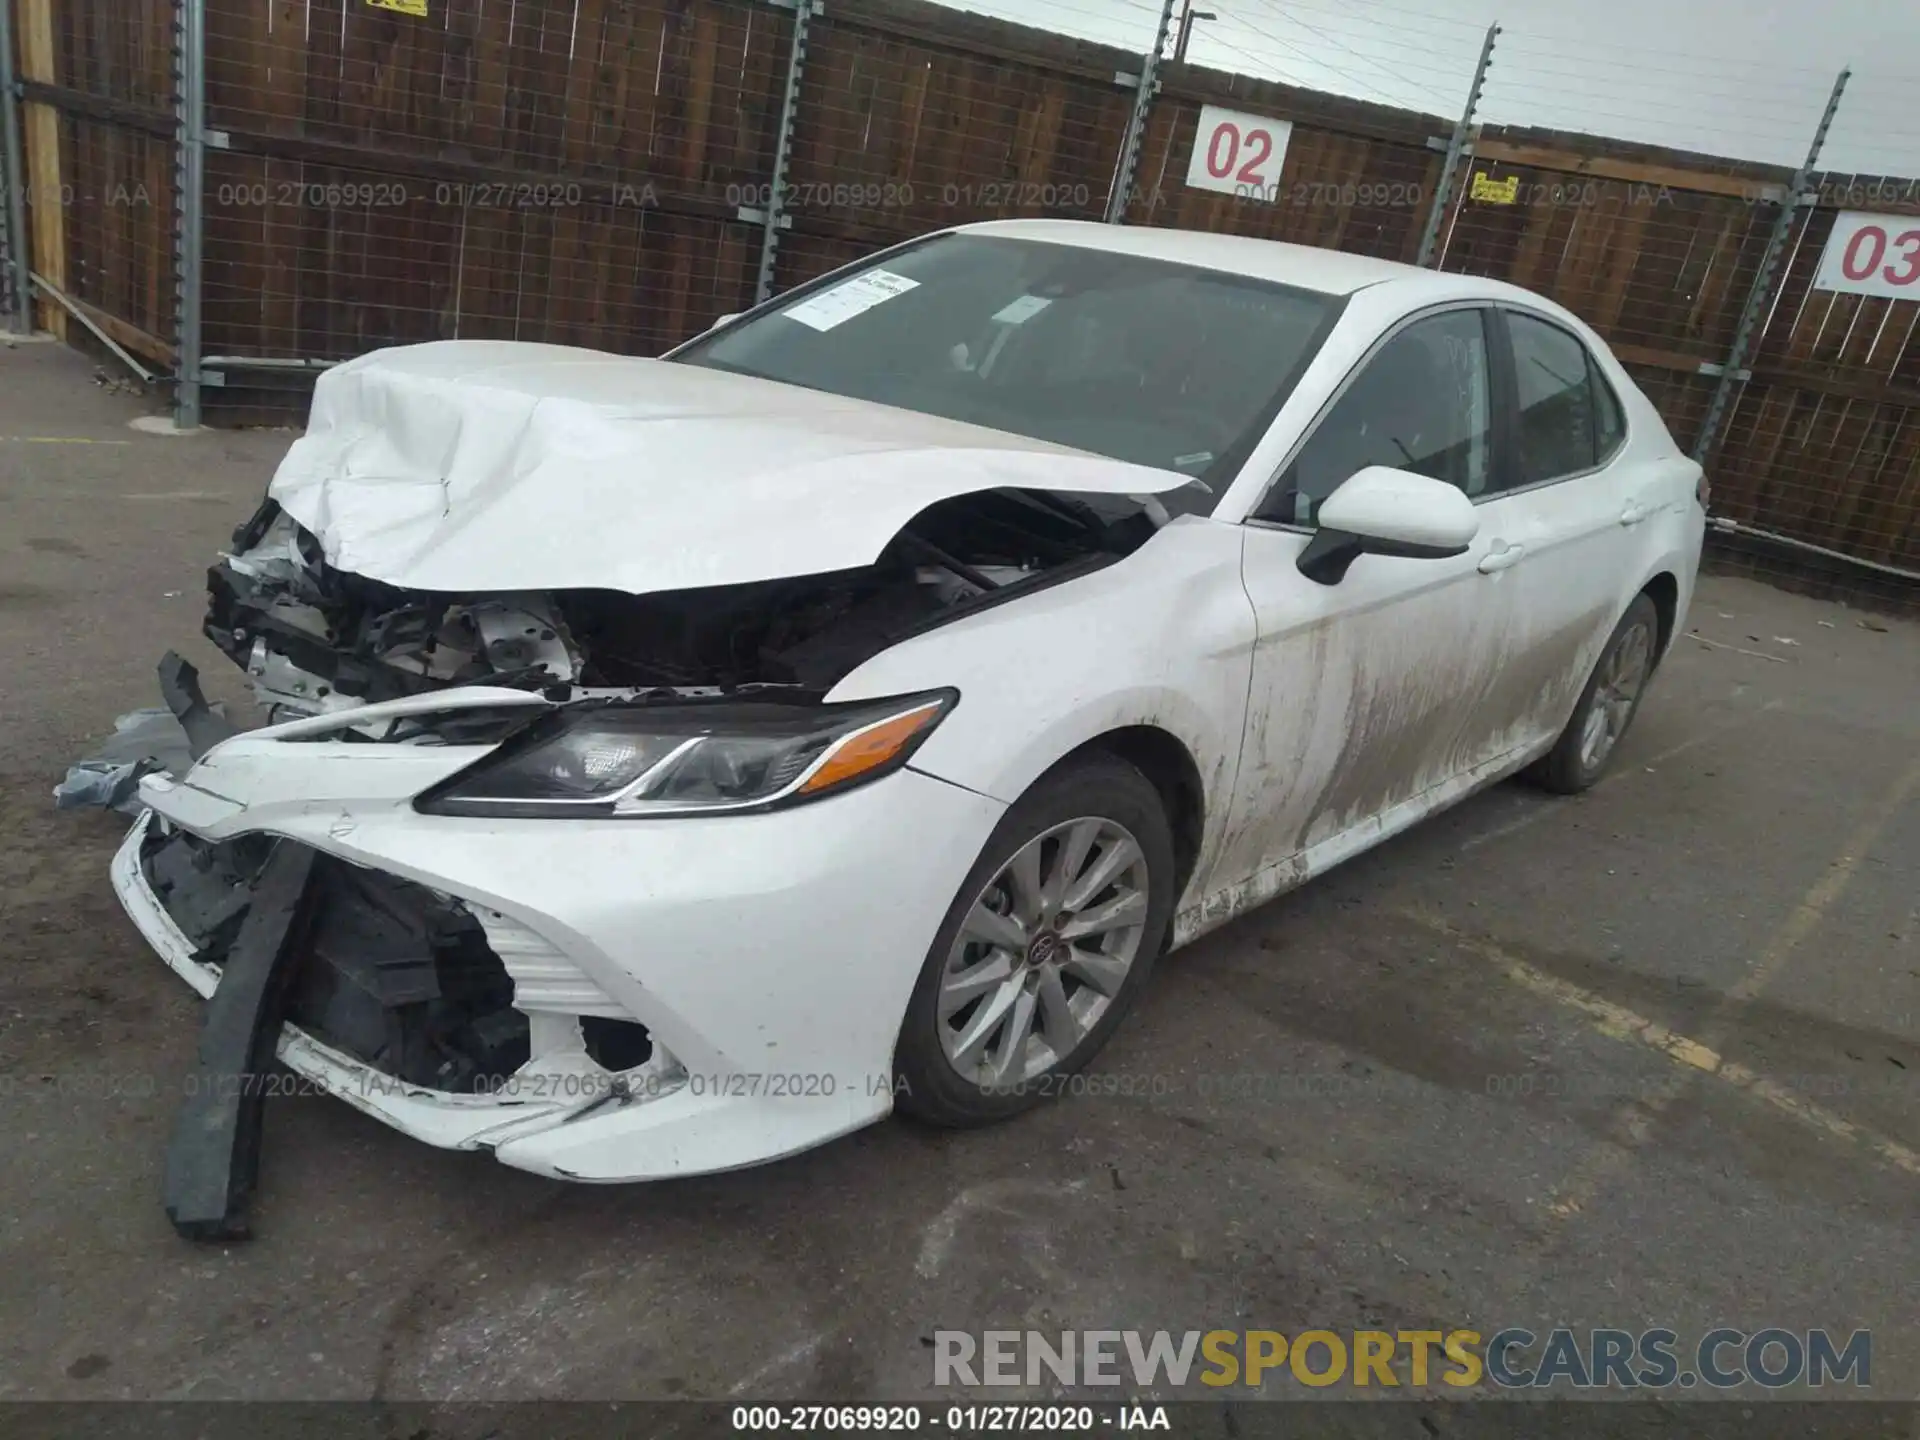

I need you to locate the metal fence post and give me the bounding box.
[0,0,33,333]
[754,0,816,306]
[1105,0,1176,224]
[1416,22,1498,268]
[171,0,208,428]
[1691,67,1849,466]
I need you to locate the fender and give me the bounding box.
[827,518,1259,902]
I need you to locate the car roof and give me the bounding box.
[954,218,1438,296]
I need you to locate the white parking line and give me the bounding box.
[1421,744,1920,1221]
[1405,910,1920,1183]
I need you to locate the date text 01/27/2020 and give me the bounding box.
[727,1404,1171,1432]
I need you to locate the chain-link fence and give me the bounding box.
[1,0,1915,603]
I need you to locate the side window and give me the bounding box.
[1262,309,1492,526]
[1507,311,1606,485]
[1591,354,1626,462]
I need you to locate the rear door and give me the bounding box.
[1215,306,1532,892]
[1471,307,1646,752]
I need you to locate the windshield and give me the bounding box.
[672,234,1342,499]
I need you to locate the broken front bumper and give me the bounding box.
[113,746,1005,1183]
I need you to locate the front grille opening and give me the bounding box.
[141,829,648,1095]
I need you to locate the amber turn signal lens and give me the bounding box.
[798,702,946,795]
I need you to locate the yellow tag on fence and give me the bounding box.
[1469,172,1520,205]
[366,0,429,16]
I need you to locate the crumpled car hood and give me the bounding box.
[267,340,1189,595]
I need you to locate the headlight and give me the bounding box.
[414,690,956,818]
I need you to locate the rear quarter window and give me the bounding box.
[1508,311,1601,483]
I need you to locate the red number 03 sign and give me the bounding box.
[1814,211,1920,299]
[1184,105,1294,202]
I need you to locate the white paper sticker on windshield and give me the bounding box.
[991,294,1053,325]
[783,269,921,331]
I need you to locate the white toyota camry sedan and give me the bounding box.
[116,219,1705,1196]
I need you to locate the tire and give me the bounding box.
[1526,593,1660,794]
[894,752,1177,1127]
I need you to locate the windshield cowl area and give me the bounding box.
[671,234,1342,513]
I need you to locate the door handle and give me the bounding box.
[1620,502,1651,526]
[1478,542,1525,574]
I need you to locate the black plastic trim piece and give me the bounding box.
[1296,528,1469,585]
[1483,306,1523,495]
[162,842,318,1243]
[157,651,241,760]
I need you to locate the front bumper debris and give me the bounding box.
[139,817,659,1240]
[114,812,613,1157]
[113,727,1006,1229]
[163,842,316,1241]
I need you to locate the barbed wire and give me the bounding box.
[1217,3,1468,115]
[1204,15,1434,112]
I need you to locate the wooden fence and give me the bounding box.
[5,0,1916,585]
[9,0,175,361]
[1714,195,1920,578]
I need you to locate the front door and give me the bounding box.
[1212,306,1532,897]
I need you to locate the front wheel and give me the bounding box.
[1527,593,1660,794]
[894,753,1176,1127]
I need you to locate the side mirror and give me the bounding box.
[708,312,741,333]
[1297,466,1479,585]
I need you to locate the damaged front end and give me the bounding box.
[130,480,1157,1239]
[204,487,1154,720]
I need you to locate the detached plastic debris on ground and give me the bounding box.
[53,704,203,813]
[55,653,239,813]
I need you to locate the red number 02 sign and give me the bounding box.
[1814,211,1920,300]
[1184,104,1294,202]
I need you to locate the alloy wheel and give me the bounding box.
[936,816,1152,1088]
[1578,619,1653,773]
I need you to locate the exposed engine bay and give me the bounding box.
[207,487,1162,722]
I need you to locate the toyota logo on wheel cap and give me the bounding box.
[1026,931,1064,968]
